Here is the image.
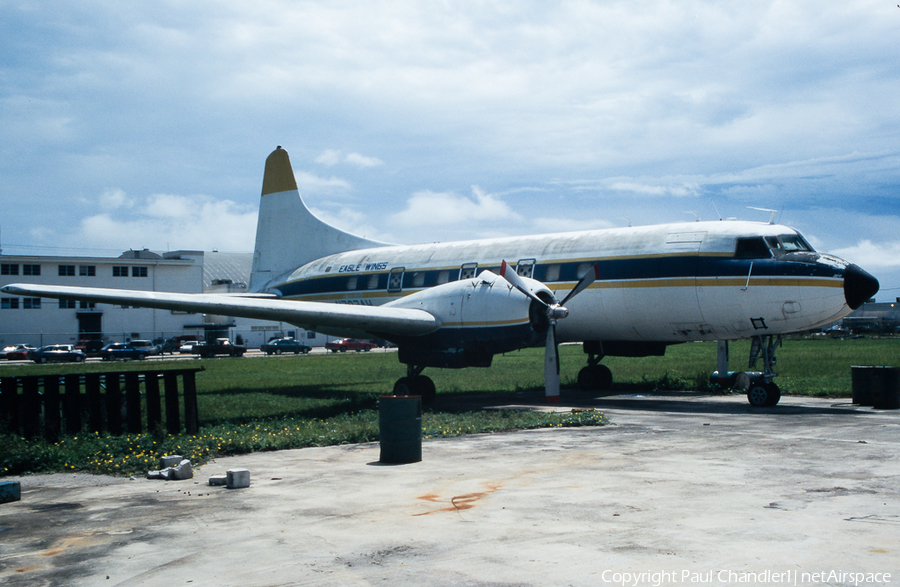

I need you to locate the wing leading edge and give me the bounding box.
[0,284,441,337]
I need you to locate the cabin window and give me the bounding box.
[367,274,379,289]
[346,276,358,290]
[459,263,478,280]
[576,263,594,280]
[412,272,426,287]
[436,270,450,285]
[544,264,561,282]
[734,237,773,259]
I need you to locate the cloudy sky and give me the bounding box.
[2,1,899,298]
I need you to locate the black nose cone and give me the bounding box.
[844,264,880,310]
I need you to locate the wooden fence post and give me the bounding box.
[145,372,162,434]
[43,376,61,443]
[163,371,181,434]
[0,378,19,434]
[182,370,199,435]
[124,372,142,434]
[21,378,40,440]
[64,374,82,434]
[85,373,103,433]
[106,373,122,436]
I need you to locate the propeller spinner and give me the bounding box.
[499,261,598,402]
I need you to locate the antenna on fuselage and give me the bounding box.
[620,217,632,227]
[747,207,777,224]
[712,202,722,221]
[684,211,700,222]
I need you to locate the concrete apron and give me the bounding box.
[1,394,899,587]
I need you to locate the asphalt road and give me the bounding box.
[1,392,898,587]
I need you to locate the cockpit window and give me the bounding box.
[779,234,813,252]
[766,234,815,256]
[735,237,773,259]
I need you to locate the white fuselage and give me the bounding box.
[270,220,851,343]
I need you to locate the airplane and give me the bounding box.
[2,146,880,407]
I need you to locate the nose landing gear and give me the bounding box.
[746,335,782,407]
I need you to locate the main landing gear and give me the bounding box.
[577,349,613,391]
[393,365,436,405]
[745,335,782,407]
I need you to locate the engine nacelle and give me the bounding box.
[384,270,552,369]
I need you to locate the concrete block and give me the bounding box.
[226,468,250,489]
[170,460,193,480]
[208,475,227,486]
[160,455,184,468]
[1,480,21,504]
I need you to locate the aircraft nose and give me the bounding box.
[843,264,879,310]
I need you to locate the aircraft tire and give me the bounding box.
[748,382,781,407]
[578,365,613,391]
[392,376,436,405]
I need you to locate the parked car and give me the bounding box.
[2,344,36,360]
[130,339,160,355]
[193,338,247,358]
[260,337,312,355]
[100,343,148,361]
[153,337,182,354]
[29,344,86,363]
[179,341,200,354]
[74,339,106,356]
[325,338,376,353]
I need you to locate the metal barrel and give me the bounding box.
[851,366,875,406]
[872,366,900,410]
[378,395,422,464]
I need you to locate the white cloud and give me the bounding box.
[609,182,700,198]
[829,240,900,269]
[391,186,521,227]
[315,149,383,168]
[76,193,257,252]
[293,171,352,194]
[98,189,130,209]
[344,152,383,168]
[314,149,343,166]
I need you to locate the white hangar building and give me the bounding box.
[0,250,319,349]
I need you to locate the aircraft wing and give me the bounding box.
[0,284,441,336]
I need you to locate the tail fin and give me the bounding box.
[249,146,388,292]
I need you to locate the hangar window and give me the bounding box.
[734,238,772,259]
[58,265,75,276]
[132,266,148,277]
[23,264,40,276]
[113,266,128,277]
[1,297,19,309]
[59,300,76,309]
[23,298,41,309]
[1,264,18,276]
[79,265,95,277]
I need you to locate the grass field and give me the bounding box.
[1,336,896,477]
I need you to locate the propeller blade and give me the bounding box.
[499,260,547,306]
[560,263,599,306]
[544,325,560,403]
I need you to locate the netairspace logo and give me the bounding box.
[600,569,892,586]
